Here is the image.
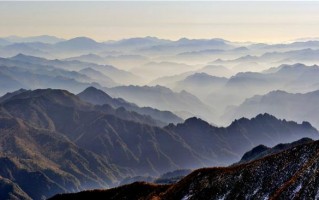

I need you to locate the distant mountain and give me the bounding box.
[78,87,183,125]
[104,85,215,121]
[3,35,64,44]
[174,73,228,99]
[149,65,233,88]
[105,37,171,51]
[223,89,319,129]
[0,71,26,95]
[212,48,319,71]
[148,71,194,87]
[54,37,104,51]
[166,113,319,165]
[65,53,150,70]
[0,43,50,58]
[206,63,319,114]
[78,68,118,87]
[0,64,100,95]
[53,138,319,200]
[197,65,234,77]
[138,38,235,56]
[9,53,139,85]
[65,53,106,64]
[0,38,11,46]
[131,61,199,81]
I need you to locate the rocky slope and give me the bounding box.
[50,138,319,200]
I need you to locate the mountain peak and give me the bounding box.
[184,117,211,127]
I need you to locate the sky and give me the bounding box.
[0,1,319,43]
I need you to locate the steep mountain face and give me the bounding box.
[224,89,319,129]
[0,116,125,200]
[52,139,319,200]
[77,87,183,125]
[0,176,31,200]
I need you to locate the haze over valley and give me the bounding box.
[1,1,319,200]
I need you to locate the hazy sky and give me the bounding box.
[0,1,319,43]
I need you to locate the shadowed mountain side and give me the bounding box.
[0,176,31,200]
[49,182,169,200]
[0,117,126,200]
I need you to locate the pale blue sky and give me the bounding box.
[0,1,319,42]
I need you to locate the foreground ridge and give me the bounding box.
[50,139,319,200]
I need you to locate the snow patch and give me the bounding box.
[181,194,193,200]
[293,184,302,194]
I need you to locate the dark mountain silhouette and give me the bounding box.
[49,182,170,200]
[237,137,314,164]
[78,87,183,125]
[166,113,319,165]
[51,138,319,200]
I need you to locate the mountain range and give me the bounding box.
[1,35,319,199]
[224,89,319,129]
[0,88,318,199]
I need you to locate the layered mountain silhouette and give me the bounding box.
[50,138,319,200]
[78,87,183,125]
[224,89,319,129]
[104,85,216,121]
[0,88,318,199]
